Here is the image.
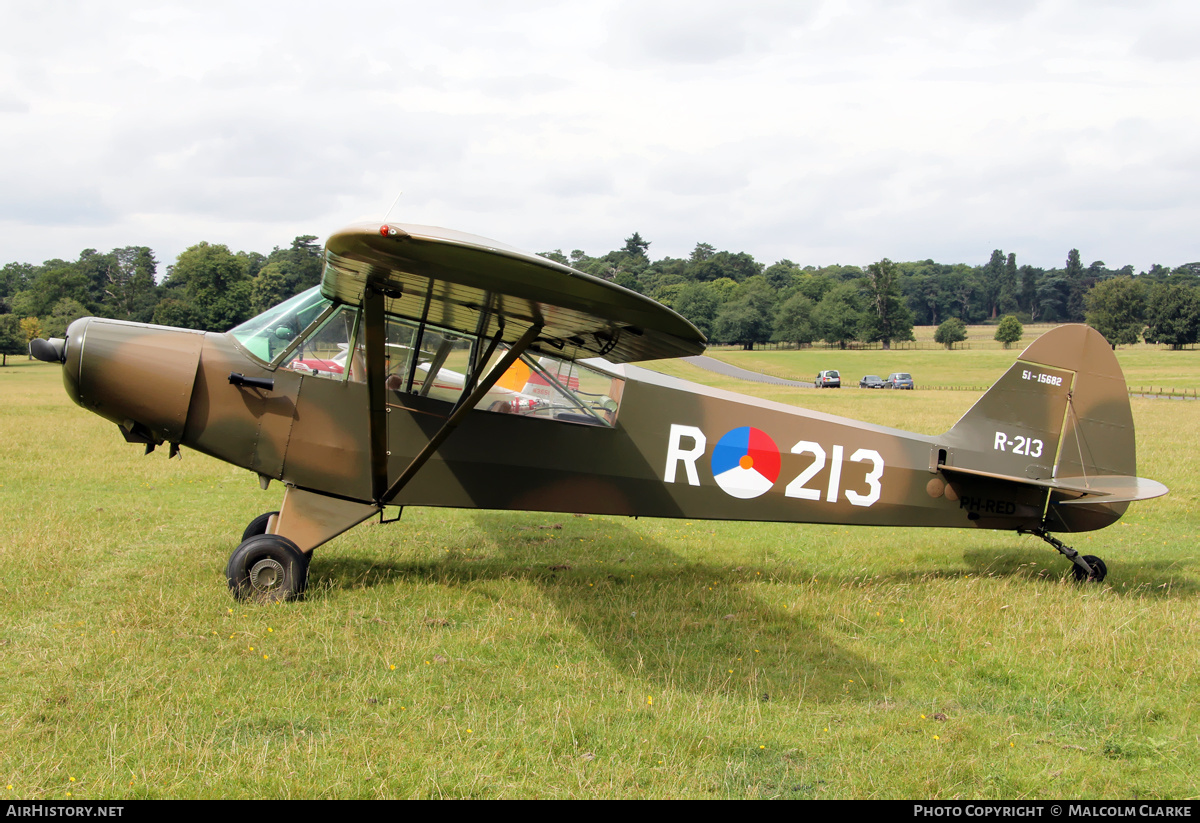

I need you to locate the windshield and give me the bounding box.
[229,287,332,363]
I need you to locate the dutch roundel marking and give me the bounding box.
[710,426,781,499]
[662,424,884,507]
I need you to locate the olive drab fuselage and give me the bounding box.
[46,221,1164,576]
[60,314,1141,555]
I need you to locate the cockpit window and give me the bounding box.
[382,313,623,426]
[281,305,364,382]
[229,287,332,363]
[233,295,623,424]
[485,350,622,425]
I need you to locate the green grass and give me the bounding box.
[701,326,1200,394]
[0,352,1197,799]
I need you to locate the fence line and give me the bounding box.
[1127,387,1199,399]
[735,341,976,351]
[917,384,1198,398]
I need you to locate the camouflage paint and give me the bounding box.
[45,223,1164,559]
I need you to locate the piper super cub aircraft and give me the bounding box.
[31,222,1168,601]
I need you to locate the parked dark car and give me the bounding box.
[859,375,885,389]
[815,369,841,388]
[886,372,915,390]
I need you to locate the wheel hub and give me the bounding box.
[249,558,285,591]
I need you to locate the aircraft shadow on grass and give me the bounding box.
[305,512,885,704]
[296,508,1195,703]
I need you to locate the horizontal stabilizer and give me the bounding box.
[941,465,1168,504]
[1048,475,1169,505]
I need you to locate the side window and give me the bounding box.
[382,317,472,401]
[282,306,364,382]
[384,319,418,390]
[481,350,624,427]
[379,315,623,427]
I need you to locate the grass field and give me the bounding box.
[1,338,1197,800]
[704,326,1200,395]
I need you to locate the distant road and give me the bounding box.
[683,355,1196,399]
[682,355,814,388]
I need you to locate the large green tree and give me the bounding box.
[712,277,776,349]
[861,258,914,350]
[980,249,1006,319]
[1019,265,1041,318]
[994,315,1023,349]
[0,314,24,366]
[11,262,91,319]
[262,236,322,295]
[934,317,967,349]
[1065,248,1090,322]
[249,262,293,316]
[773,291,816,346]
[814,282,865,349]
[1001,253,1019,315]
[0,262,35,306]
[762,259,799,291]
[1084,277,1145,349]
[622,232,650,258]
[44,298,90,338]
[158,242,253,331]
[688,249,763,283]
[1143,282,1200,350]
[669,282,722,340]
[103,246,159,322]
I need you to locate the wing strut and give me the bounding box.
[377,322,543,506]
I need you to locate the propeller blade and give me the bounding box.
[29,338,65,363]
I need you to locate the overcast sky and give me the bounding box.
[2,0,1198,274]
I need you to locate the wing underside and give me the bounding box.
[321,222,706,364]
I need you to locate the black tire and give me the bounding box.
[242,511,280,542]
[227,534,310,602]
[1072,555,1107,583]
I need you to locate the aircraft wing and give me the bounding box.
[321,222,707,364]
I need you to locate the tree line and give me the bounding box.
[3,231,1198,363]
[0,237,323,363]
[543,238,1200,350]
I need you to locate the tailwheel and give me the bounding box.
[1071,555,1107,584]
[1020,527,1108,584]
[226,533,310,602]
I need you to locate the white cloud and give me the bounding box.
[0,0,1197,272]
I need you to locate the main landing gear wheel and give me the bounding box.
[242,511,280,542]
[1072,555,1108,584]
[226,533,310,602]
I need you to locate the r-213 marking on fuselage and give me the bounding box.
[993,431,1044,457]
[663,424,883,506]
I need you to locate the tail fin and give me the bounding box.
[940,324,1164,532]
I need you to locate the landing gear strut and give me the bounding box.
[1020,526,1107,583]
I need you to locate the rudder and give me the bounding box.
[941,325,1139,532]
